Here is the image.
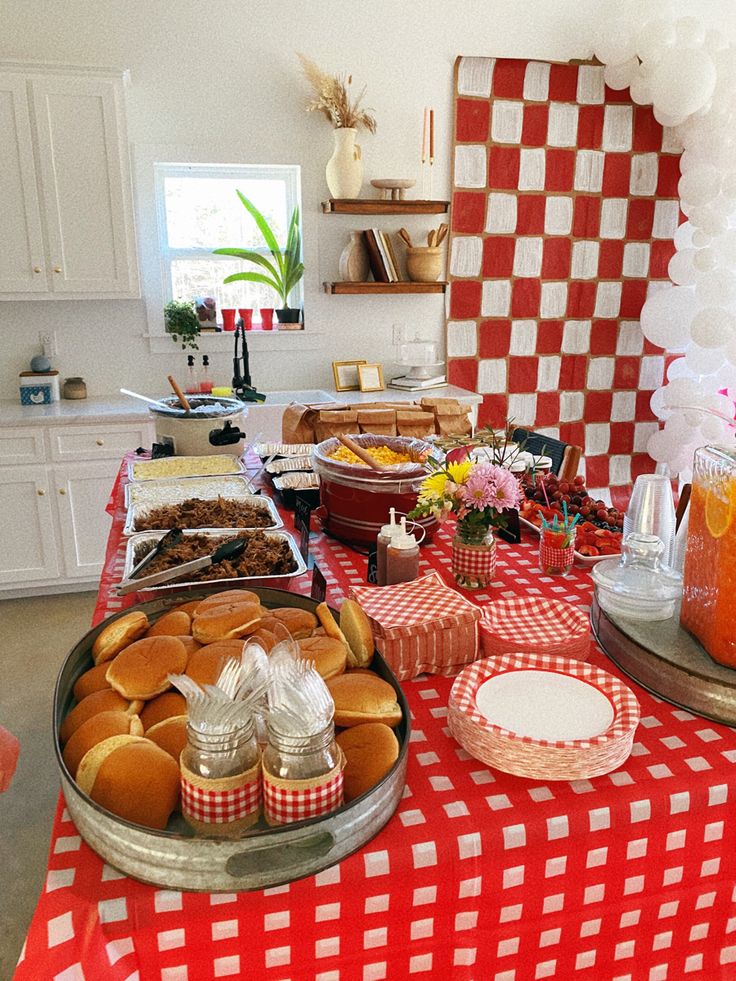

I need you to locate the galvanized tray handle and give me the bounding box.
[225,830,335,878]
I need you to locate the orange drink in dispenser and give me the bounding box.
[681,446,736,666]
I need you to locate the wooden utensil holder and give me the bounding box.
[405,246,442,283]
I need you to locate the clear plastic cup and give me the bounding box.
[622,474,676,567]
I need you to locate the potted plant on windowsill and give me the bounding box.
[164,299,200,350]
[213,193,304,328]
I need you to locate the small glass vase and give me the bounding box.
[451,521,496,589]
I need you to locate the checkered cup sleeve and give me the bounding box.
[181,756,262,835]
[262,750,345,826]
[539,539,575,576]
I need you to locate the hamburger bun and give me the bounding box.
[327,673,402,728]
[106,636,188,700]
[177,636,202,657]
[316,602,350,649]
[192,602,262,644]
[140,692,187,732]
[262,607,317,639]
[171,599,203,618]
[60,688,134,745]
[146,715,188,762]
[339,600,374,669]
[297,636,347,680]
[76,736,180,830]
[92,611,149,665]
[145,610,192,637]
[193,589,260,616]
[185,644,240,687]
[62,710,144,778]
[336,723,400,801]
[73,663,112,702]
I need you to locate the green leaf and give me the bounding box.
[235,191,284,276]
[222,271,281,292]
[213,247,282,284]
[283,261,304,297]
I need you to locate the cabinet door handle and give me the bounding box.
[37,488,45,496]
[59,488,67,495]
[96,438,104,446]
[53,266,62,274]
[33,266,42,274]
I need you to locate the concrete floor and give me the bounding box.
[0,591,97,979]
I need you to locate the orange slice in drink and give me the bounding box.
[705,481,734,539]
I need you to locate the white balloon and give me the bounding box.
[704,29,728,55]
[692,230,712,248]
[604,57,640,91]
[712,230,736,266]
[663,377,705,408]
[690,207,729,236]
[711,362,736,388]
[668,249,697,286]
[649,49,717,118]
[726,334,736,367]
[691,307,736,349]
[693,248,718,272]
[676,16,706,48]
[673,222,695,251]
[678,166,721,207]
[629,73,652,105]
[647,429,672,463]
[650,387,667,417]
[722,173,736,200]
[700,413,730,440]
[685,343,727,376]
[695,269,736,307]
[667,357,694,381]
[637,19,677,63]
[653,105,686,128]
[594,20,638,66]
[639,286,700,351]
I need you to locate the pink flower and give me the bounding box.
[460,475,496,511]
[461,462,523,512]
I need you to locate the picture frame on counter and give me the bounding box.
[332,360,367,392]
[358,363,385,393]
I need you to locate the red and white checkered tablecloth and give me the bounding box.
[13,457,736,981]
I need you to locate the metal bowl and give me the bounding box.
[54,587,410,891]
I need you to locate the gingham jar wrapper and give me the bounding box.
[262,750,345,826]
[540,540,575,572]
[181,756,262,828]
[451,537,496,582]
[480,596,590,660]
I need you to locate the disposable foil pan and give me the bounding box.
[123,488,282,536]
[125,475,257,509]
[54,587,409,892]
[122,529,307,593]
[128,454,248,483]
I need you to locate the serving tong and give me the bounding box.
[117,536,246,595]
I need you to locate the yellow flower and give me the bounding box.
[447,461,472,485]
[419,461,471,502]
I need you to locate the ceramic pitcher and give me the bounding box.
[326,127,362,198]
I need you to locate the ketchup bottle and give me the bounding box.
[385,518,420,586]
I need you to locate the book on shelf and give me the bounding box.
[374,229,397,282]
[379,231,401,282]
[363,229,389,283]
[383,233,404,281]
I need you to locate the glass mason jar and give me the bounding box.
[681,445,736,666]
[452,519,496,589]
[181,720,259,780]
[262,723,340,783]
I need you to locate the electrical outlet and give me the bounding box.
[39,330,57,358]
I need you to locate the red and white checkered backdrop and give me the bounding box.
[447,57,683,497]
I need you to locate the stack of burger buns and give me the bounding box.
[60,589,403,830]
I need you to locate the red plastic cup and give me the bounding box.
[238,308,253,330]
[260,307,274,331]
[221,308,236,331]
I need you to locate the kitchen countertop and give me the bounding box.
[0,385,481,427]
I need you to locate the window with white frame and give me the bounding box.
[154,162,302,324]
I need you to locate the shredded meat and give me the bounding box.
[134,496,275,531]
[134,532,296,582]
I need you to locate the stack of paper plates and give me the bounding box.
[480,596,590,661]
[448,653,640,780]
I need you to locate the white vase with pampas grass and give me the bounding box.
[298,53,376,199]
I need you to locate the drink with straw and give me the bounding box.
[539,503,578,577]
[681,445,736,666]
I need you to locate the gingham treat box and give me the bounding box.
[351,572,482,680]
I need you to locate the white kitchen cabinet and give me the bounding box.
[0,465,60,584]
[0,64,139,300]
[54,460,117,579]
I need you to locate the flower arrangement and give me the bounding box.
[409,459,523,540]
[297,54,377,132]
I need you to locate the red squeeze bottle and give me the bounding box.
[385,518,419,586]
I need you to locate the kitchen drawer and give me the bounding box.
[0,427,46,465]
[49,424,152,462]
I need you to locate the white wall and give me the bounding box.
[1,0,734,399]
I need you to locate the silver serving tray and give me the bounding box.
[122,529,306,593]
[265,455,314,474]
[125,475,257,509]
[123,489,282,536]
[254,442,316,458]
[128,454,248,483]
[54,587,410,891]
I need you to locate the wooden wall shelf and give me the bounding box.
[322,199,450,215]
[324,281,447,295]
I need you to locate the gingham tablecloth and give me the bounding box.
[14,458,736,981]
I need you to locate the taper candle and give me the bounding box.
[429,109,434,160]
[421,107,428,163]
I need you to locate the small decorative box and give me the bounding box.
[19,370,60,404]
[351,572,482,680]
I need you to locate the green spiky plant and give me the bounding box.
[213,192,304,316]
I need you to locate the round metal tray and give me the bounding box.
[54,587,410,892]
[591,596,736,726]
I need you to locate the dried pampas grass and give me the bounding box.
[297,53,377,133]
